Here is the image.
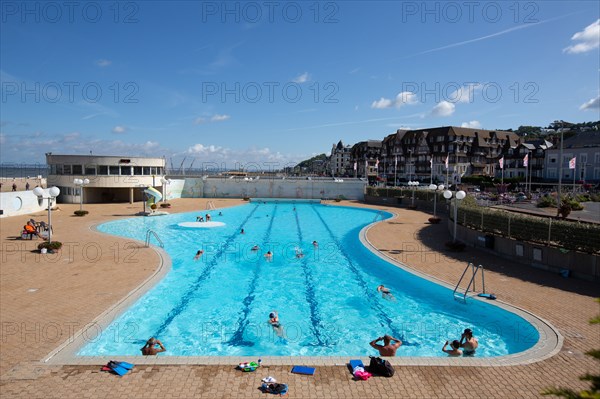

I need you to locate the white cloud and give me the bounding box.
[371,97,394,109]
[395,91,418,107]
[183,144,305,166]
[210,114,230,122]
[371,91,418,109]
[292,72,310,84]
[112,125,127,134]
[431,101,455,117]
[95,59,112,67]
[580,95,600,110]
[194,114,230,125]
[461,120,482,129]
[564,19,600,54]
[449,83,482,103]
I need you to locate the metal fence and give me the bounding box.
[454,204,600,254]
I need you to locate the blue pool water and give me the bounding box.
[79,202,539,357]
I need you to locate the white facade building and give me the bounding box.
[46,154,166,203]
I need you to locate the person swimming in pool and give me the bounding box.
[141,337,166,356]
[218,212,222,216]
[459,328,478,355]
[206,213,211,221]
[264,251,273,260]
[196,216,204,222]
[194,250,204,260]
[369,335,402,357]
[269,311,283,336]
[295,248,304,258]
[251,245,260,251]
[442,340,463,357]
[377,285,395,300]
[241,228,245,234]
[312,241,318,247]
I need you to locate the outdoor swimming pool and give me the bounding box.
[78,202,539,357]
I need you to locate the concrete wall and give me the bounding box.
[171,178,366,200]
[453,222,599,282]
[0,190,57,218]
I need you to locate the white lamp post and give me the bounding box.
[408,181,419,207]
[33,186,60,243]
[443,189,466,242]
[73,178,90,211]
[429,183,445,218]
[160,178,171,202]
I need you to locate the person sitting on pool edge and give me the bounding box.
[442,340,463,356]
[141,337,166,356]
[369,335,402,356]
[377,285,395,300]
[459,328,478,355]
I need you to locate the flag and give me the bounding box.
[444,154,449,169]
[523,153,528,167]
[353,162,357,171]
[430,157,433,168]
[394,155,397,168]
[364,159,368,171]
[499,156,504,169]
[375,158,379,168]
[569,156,576,170]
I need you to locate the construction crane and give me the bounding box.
[178,157,187,176]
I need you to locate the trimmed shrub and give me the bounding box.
[38,241,63,250]
[458,206,600,253]
[73,210,89,216]
[160,203,171,208]
[537,196,557,208]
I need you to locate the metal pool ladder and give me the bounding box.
[145,229,164,248]
[453,262,485,302]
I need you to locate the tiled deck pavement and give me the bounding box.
[1,199,598,398]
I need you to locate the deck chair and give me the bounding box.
[39,221,51,232]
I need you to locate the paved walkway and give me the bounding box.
[1,199,598,398]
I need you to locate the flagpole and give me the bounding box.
[430,156,433,184]
[445,153,449,187]
[573,156,576,192]
[394,155,397,187]
[524,153,529,194]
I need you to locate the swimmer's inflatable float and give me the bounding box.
[237,361,260,372]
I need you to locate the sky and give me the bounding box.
[1,1,599,169]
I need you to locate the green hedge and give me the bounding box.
[458,206,600,253]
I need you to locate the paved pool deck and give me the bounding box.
[1,199,598,398]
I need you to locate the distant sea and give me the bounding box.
[0,164,48,179]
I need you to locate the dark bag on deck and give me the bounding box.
[368,356,395,377]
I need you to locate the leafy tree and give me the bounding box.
[516,125,542,136]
